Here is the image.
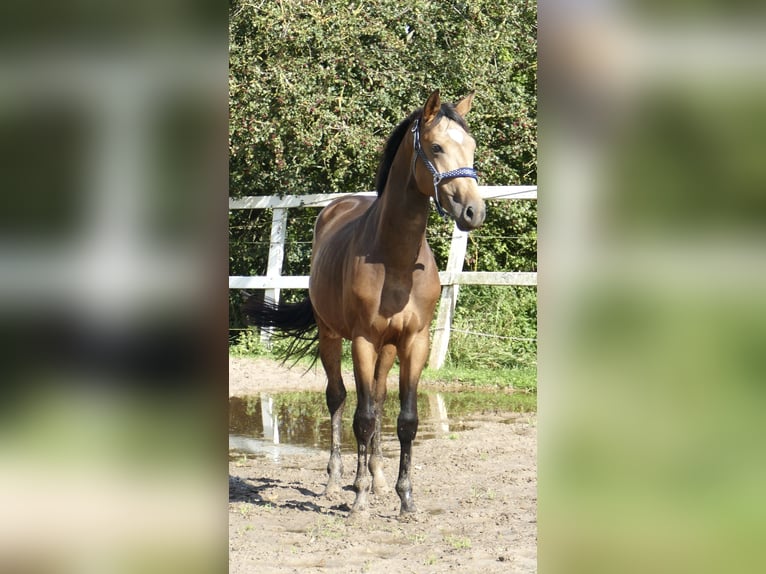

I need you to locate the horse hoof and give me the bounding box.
[397,508,419,522]
[398,497,417,517]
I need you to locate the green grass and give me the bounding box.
[445,285,537,369]
[444,535,472,550]
[421,364,536,391]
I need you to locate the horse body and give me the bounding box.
[310,176,441,514]
[245,90,485,516]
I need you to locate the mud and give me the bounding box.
[229,357,537,573]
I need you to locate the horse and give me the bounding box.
[244,90,486,517]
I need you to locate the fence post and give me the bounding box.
[429,224,468,369]
[261,207,287,345]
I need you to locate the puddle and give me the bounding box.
[229,389,526,460]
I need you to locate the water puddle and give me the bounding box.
[229,389,527,461]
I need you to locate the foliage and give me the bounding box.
[445,285,537,369]
[229,0,537,366]
[229,328,267,357]
[229,0,536,196]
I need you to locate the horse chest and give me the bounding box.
[379,283,412,315]
[376,282,438,338]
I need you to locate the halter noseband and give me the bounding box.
[411,119,478,218]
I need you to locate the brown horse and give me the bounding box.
[244,90,486,516]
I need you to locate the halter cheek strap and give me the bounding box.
[411,119,479,218]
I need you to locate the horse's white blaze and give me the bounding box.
[446,128,465,144]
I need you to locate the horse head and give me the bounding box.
[412,90,487,231]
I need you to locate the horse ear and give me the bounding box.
[454,91,476,117]
[423,89,441,125]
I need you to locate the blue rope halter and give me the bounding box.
[411,119,478,218]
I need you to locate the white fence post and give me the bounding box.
[261,207,287,345]
[429,224,469,369]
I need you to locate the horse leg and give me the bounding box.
[395,331,430,515]
[370,343,396,495]
[350,335,378,515]
[319,331,346,496]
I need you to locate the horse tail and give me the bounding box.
[242,295,319,367]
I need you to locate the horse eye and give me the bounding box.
[432,144,443,154]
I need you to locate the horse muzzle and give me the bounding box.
[441,185,486,231]
[457,198,486,231]
[454,198,486,231]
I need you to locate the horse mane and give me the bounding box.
[375,102,470,196]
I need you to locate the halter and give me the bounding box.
[411,119,478,218]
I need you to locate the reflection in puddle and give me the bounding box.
[229,389,525,460]
[260,392,278,444]
[430,392,449,434]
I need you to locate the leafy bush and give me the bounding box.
[229,0,537,366]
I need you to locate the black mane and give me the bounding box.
[374,102,470,196]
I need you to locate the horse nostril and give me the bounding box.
[466,206,474,220]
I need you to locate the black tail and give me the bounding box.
[242,295,319,367]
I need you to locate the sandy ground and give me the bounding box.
[229,357,537,573]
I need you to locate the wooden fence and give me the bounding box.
[229,186,537,368]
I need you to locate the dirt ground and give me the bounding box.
[229,357,537,573]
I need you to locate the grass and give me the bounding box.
[421,363,537,391]
[471,486,497,501]
[409,532,428,544]
[444,535,472,550]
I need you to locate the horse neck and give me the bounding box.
[373,130,431,268]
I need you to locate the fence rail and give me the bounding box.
[229,186,537,368]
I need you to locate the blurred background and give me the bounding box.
[0,1,227,573]
[539,1,766,573]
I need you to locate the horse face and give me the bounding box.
[418,91,487,231]
[426,119,486,231]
